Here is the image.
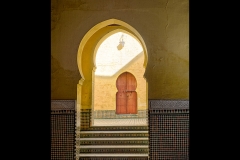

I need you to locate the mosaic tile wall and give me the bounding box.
[149,100,189,160]
[51,100,76,160]
[51,99,188,160]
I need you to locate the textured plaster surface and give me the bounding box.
[94,53,147,111]
[51,55,80,99]
[93,32,146,110]
[51,0,189,100]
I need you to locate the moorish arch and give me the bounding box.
[76,19,148,127]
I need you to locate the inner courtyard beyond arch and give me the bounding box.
[76,19,149,127]
[93,30,148,126]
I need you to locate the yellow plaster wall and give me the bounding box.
[94,52,146,111]
[51,0,189,100]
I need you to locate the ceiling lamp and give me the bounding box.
[119,34,125,47]
[117,34,125,50]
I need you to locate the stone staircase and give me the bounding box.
[76,109,149,160]
[76,130,149,160]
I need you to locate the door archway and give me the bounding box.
[76,19,149,127]
[116,72,137,114]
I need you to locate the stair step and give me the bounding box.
[79,131,148,133]
[78,150,148,154]
[78,158,148,160]
[78,124,149,159]
[78,138,148,145]
[78,145,149,153]
[78,131,148,138]
[78,137,148,140]
[78,153,148,157]
[78,145,148,148]
[80,142,149,146]
[79,126,148,131]
[79,148,148,154]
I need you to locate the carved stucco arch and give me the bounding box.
[77,19,148,80]
[76,19,148,127]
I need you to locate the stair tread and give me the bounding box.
[78,145,148,148]
[79,131,148,133]
[78,153,148,157]
[78,137,148,140]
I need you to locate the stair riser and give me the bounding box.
[80,148,149,153]
[79,133,148,138]
[79,126,148,131]
[78,157,148,160]
[78,140,148,145]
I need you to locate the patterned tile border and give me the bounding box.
[80,126,149,131]
[149,99,189,110]
[51,100,75,110]
[94,110,147,119]
[80,109,148,131]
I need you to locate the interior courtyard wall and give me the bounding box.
[94,52,147,111]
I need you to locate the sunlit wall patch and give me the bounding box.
[95,32,143,77]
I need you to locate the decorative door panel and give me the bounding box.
[116,72,137,114]
[126,91,137,114]
[116,92,127,114]
[116,73,127,92]
[126,73,137,91]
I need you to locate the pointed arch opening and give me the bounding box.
[76,19,148,127]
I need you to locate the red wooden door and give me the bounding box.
[116,72,137,114]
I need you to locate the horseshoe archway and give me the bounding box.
[116,72,137,114]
